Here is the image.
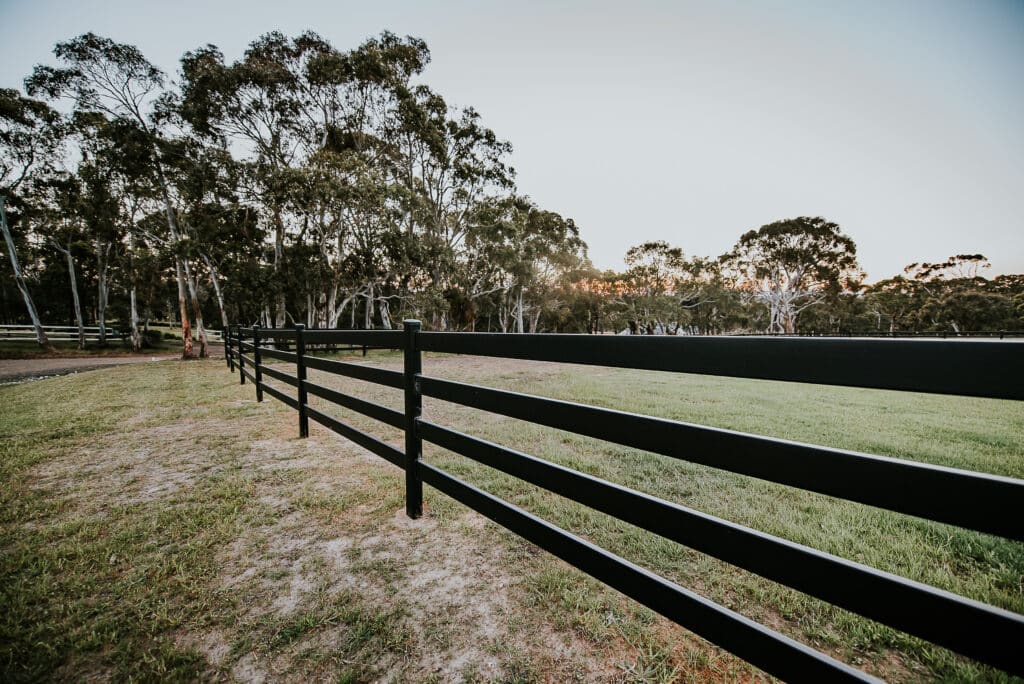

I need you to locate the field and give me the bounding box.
[2,353,1022,682]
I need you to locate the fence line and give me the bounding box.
[0,323,224,343]
[0,324,121,342]
[224,322,1024,682]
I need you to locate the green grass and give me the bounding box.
[2,353,1022,682]
[299,352,1024,682]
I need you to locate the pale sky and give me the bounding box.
[2,0,1022,281]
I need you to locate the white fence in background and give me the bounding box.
[0,323,224,343]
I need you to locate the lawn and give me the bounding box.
[1,353,1022,682]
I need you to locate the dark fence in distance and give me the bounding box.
[224,323,1024,682]
[724,330,1023,339]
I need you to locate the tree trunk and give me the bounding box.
[273,207,286,328]
[529,306,542,334]
[183,257,208,358]
[515,289,525,334]
[327,285,337,327]
[784,310,797,334]
[201,252,229,329]
[174,258,194,357]
[57,242,86,349]
[126,231,141,351]
[129,285,141,352]
[155,173,193,358]
[364,283,374,329]
[0,198,51,349]
[96,240,111,346]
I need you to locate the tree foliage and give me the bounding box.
[722,217,862,333]
[1,33,1020,343]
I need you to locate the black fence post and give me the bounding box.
[224,326,230,367]
[404,319,423,519]
[253,325,263,403]
[296,324,309,438]
[238,326,246,385]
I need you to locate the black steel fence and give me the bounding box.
[224,322,1024,682]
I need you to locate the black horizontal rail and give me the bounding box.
[261,382,298,409]
[259,328,297,339]
[419,420,1024,673]
[305,406,406,468]
[304,328,404,347]
[303,355,404,389]
[730,330,1024,338]
[417,460,879,683]
[259,364,298,387]
[259,348,298,362]
[418,333,1024,400]
[225,323,1024,680]
[418,376,1024,542]
[304,380,405,429]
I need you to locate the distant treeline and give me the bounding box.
[2,32,1021,355]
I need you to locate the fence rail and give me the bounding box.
[0,323,226,343]
[224,322,1024,682]
[0,324,121,342]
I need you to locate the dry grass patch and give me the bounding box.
[1,359,631,682]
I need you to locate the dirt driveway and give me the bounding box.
[0,354,182,384]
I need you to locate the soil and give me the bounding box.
[0,354,184,384]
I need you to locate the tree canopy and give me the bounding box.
[2,32,1021,347]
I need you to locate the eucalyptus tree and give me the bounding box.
[162,133,250,334]
[180,33,312,327]
[73,154,122,345]
[721,217,861,334]
[466,196,585,333]
[388,89,514,327]
[70,112,167,351]
[621,241,688,333]
[0,88,65,348]
[299,33,430,329]
[895,254,1013,333]
[181,31,435,329]
[27,33,197,357]
[34,174,89,348]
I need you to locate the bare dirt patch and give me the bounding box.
[23,378,613,681]
[204,426,608,681]
[0,354,180,384]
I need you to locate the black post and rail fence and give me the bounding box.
[224,322,1024,682]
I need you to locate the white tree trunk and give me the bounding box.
[95,240,111,345]
[183,257,208,358]
[155,173,193,358]
[529,306,542,334]
[364,283,374,329]
[327,285,337,327]
[273,209,287,328]
[56,242,85,349]
[129,286,141,352]
[515,289,525,334]
[1,198,51,348]
[200,252,229,329]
